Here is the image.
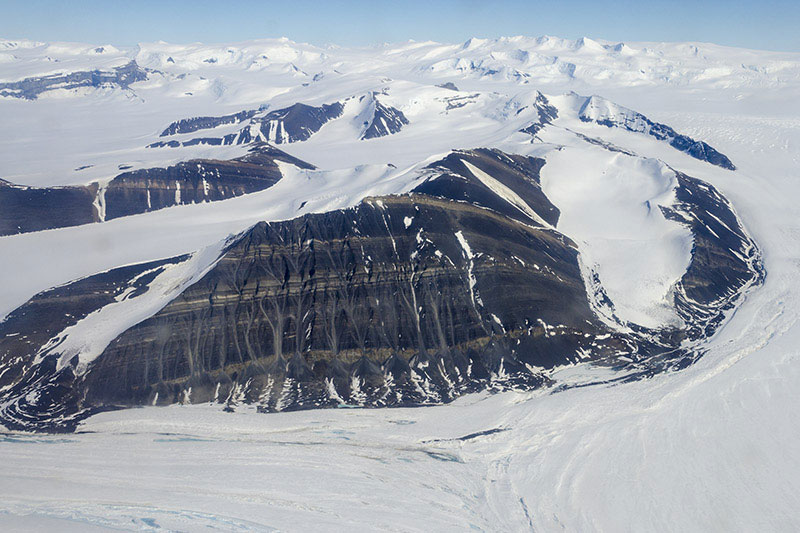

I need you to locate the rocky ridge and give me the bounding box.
[0,148,762,431]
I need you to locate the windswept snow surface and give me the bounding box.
[1,35,800,531]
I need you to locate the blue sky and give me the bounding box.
[1,0,798,52]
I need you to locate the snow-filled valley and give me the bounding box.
[0,34,799,531]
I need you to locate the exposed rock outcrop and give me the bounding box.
[0,256,190,432]
[578,95,736,170]
[150,102,345,148]
[0,61,149,99]
[416,148,558,227]
[0,144,312,236]
[664,171,764,340]
[160,109,258,137]
[0,178,99,235]
[519,92,559,137]
[253,102,345,144]
[84,193,612,410]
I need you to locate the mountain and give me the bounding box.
[0,35,782,431]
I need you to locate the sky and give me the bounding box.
[1,0,799,52]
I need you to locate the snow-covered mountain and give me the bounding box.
[0,33,799,530]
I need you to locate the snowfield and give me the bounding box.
[1,34,799,531]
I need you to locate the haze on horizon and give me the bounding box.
[1,0,799,53]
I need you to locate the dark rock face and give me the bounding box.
[416,148,559,227]
[668,137,735,170]
[360,96,409,140]
[577,97,736,170]
[436,82,460,91]
[0,61,149,100]
[160,110,258,137]
[82,195,620,413]
[0,147,763,432]
[102,145,309,220]
[0,145,310,236]
[150,102,344,148]
[519,93,559,137]
[0,257,189,432]
[149,94,407,147]
[0,179,99,235]
[663,171,764,339]
[253,102,345,144]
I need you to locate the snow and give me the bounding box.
[539,142,693,328]
[1,34,800,531]
[40,242,226,374]
[461,159,553,229]
[91,182,106,222]
[577,94,650,131]
[454,230,482,309]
